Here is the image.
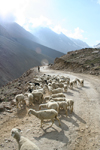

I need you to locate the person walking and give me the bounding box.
[38,66,40,72]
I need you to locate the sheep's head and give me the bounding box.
[11,128,22,138]
[28,109,34,116]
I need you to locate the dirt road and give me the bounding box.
[0,66,100,150]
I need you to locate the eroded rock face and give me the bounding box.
[50,48,100,75]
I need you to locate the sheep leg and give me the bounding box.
[16,101,18,109]
[40,119,43,128]
[71,106,73,113]
[63,106,68,117]
[50,118,54,127]
[29,100,32,106]
[55,116,61,126]
[66,110,68,117]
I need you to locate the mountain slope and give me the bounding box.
[93,43,100,48]
[32,27,90,53]
[0,35,54,86]
[0,23,64,87]
[50,48,100,75]
[2,22,64,59]
[2,22,39,42]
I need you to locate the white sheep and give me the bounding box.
[33,84,48,94]
[51,82,58,89]
[33,88,44,94]
[32,91,43,103]
[72,79,77,87]
[11,128,40,150]
[51,97,66,101]
[77,78,84,87]
[51,93,66,98]
[25,93,33,106]
[56,101,68,116]
[15,94,26,109]
[64,84,68,92]
[66,79,70,87]
[28,109,61,127]
[51,88,64,94]
[44,96,50,101]
[69,81,74,89]
[39,101,59,113]
[65,99,74,113]
[57,83,64,88]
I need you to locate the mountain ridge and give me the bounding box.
[32,26,90,53]
[0,23,64,87]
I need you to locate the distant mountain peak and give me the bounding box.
[32,26,90,53]
[93,43,100,48]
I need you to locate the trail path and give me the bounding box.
[0,66,100,150]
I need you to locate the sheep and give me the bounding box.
[77,78,84,87]
[28,109,61,127]
[11,128,40,150]
[51,82,64,89]
[57,83,64,88]
[66,79,70,87]
[33,88,44,94]
[64,84,68,92]
[59,78,66,83]
[65,77,70,81]
[48,83,52,86]
[56,101,68,116]
[44,96,50,101]
[26,82,35,87]
[27,85,36,93]
[51,82,58,89]
[69,81,74,89]
[15,94,26,109]
[51,93,66,98]
[33,84,48,94]
[51,97,66,101]
[65,99,74,113]
[72,79,77,87]
[51,88,64,94]
[39,101,59,113]
[32,91,43,104]
[25,93,33,106]
[33,82,40,86]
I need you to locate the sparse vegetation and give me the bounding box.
[51,48,100,76]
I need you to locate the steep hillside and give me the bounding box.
[0,23,64,87]
[0,36,55,86]
[94,43,100,48]
[2,22,39,42]
[50,48,100,76]
[32,27,90,53]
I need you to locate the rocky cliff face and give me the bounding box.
[50,48,100,76]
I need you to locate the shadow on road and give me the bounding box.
[83,85,90,89]
[72,112,86,124]
[61,115,79,127]
[34,129,69,144]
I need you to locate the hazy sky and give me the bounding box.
[0,0,100,47]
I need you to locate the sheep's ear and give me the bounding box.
[17,128,22,132]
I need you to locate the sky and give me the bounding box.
[0,0,100,47]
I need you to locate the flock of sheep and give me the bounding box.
[12,73,84,150]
